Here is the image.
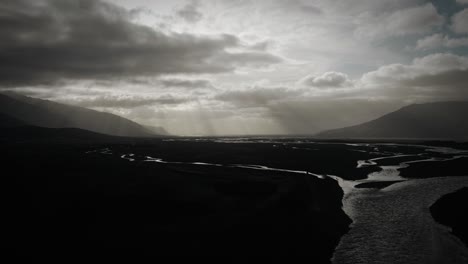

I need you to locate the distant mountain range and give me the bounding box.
[0,93,167,137]
[2,93,467,141]
[316,101,468,140]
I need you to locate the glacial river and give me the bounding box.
[88,141,468,263]
[333,144,468,264]
[332,177,468,264]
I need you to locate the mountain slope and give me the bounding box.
[0,126,122,143]
[0,93,159,137]
[0,113,27,127]
[316,101,468,140]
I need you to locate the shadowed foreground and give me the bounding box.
[3,141,350,262]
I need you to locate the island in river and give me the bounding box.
[431,187,468,247]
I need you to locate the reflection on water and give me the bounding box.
[144,156,329,179]
[333,177,468,264]
[120,153,135,161]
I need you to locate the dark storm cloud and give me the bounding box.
[0,0,282,87]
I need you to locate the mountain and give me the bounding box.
[316,101,468,140]
[0,113,27,127]
[0,126,123,143]
[0,93,162,137]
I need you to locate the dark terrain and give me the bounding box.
[431,187,468,247]
[399,157,468,178]
[2,134,352,262]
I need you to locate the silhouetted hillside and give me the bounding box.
[0,93,163,137]
[316,102,468,140]
[0,125,131,144]
[0,113,27,127]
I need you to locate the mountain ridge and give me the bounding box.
[316,101,468,140]
[0,92,165,137]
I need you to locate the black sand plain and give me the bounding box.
[2,134,352,262]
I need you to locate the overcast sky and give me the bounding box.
[2,0,468,135]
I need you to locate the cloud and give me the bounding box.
[300,72,352,89]
[456,0,468,5]
[385,3,444,35]
[160,78,214,89]
[279,0,322,15]
[332,0,422,15]
[0,0,282,87]
[363,53,468,83]
[355,3,444,39]
[452,8,468,34]
[215,86,303,108]
[176,0,203,23]
[66,95,189,109]
[361,53,468,100]
[416,33,468,50]
[247,41,270,51]
[416,34,445,50]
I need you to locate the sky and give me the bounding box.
[1,0,468,136]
